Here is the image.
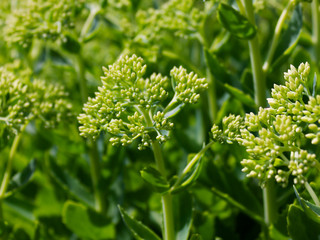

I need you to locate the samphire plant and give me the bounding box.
[78,54,208,240]
[2,0,320,239]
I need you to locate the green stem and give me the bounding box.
[263,0,296,73]
[242,0,277,230]
[80,4,101,42]
[305,182,320,206]
[76,51,88,103]
[312,0,320,66]
[242,0,266,108]
[0,124,26,220]
[76,52,106,214]
[151,140,175,240]
[171,141,214,191]
[141,109,174,240]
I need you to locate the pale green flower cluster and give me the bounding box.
[135,0,207,42]
[0,64,72,145]
[212,63,319,186]
[3,0,84,47]
[78,54,207,149]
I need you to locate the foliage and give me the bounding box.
[0,0,320,239]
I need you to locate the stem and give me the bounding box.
[151,140,175,240]
[171,141,214,191]
[263,0,296,73]
[312,0,320,66]
[141,109,174,240]
[242,0,277,230]
[242,0,266,108]
[76,52,106,214]
[80,4,101,42]
[76,51,88,103]
[0,124,26,220]
[305,182,320,206]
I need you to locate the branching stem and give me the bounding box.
[0,124,27,220]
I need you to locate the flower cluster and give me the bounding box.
[212,63,319,187]
[78,54,207,149]
[0,64,72,146]
[135,0,208,43]
[3,0,84,47]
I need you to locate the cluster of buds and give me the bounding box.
[211,63,319,187]
[78,54,207,149]
[3,0,84,47]
[0,64,72,147]
[135,0,208,43]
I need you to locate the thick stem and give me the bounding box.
[263,0,296,73]
[76,52,106,214]
[312,0,320,66]
[243,0,266,108]
[242,0,277,230]
[0,125,26,220]
[151,141,175,240]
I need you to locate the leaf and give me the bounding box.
[0,221,10,239]
[217,3,256,39]
[6,158,36,197]
[224,83,256,108]
[171,153,205,194]
[270,4,302,71]
[293,186,320,224]
[269,224,289,240]
[173,191,193,240]
[63,201,115,239]
[49,158,95,208]
[61,33,81,54]
[118,206,161,240]
[164,102,184,119]
[48,49,72,66]
[190,234,202,240]
[140,166,170,194]
[287,204,320,240]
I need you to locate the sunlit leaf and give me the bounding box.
[217,3,256,39]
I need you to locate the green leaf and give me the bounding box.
[171,153,205,194]
[61,33,81,54]
[293,186,320,224]
[49,49,72,66]
[164,102,184,119]
[49,158,95,208]
[287,204,320,240]
[140,166,170,193]
[6,158,36,197]
[217,3,256,39]
[173,191,193,240]
[224,83,256,108]
[63,201,115,239]
[270,4,302,71]
[269,224,289,240]
[190,234,202,240]
[118,206,161,240]
[0,221,10,239]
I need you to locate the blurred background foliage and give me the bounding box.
[0,0,319,239]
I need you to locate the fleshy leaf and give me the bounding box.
[224,83,256,108]
[217,3,256,39]
[293,186,320,224]
[49,158,95,208]
[118,206,161,240]
[140,166,170,193]
[173,191,193,240]
[6,158,36,197]
[62,201,115,239]
[287,204,320,240]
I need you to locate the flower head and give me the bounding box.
[78,54,207,149]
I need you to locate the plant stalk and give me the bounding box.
[151,140,175,240]
[77,52,106,214]
[263,0,296,73]
[305,182,320,206]
[0,125,26,220]
[312,0,320,66]
[242,0,277,230]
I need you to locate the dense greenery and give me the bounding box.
[0,0,320,239]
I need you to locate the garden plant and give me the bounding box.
[1,0,320,239]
